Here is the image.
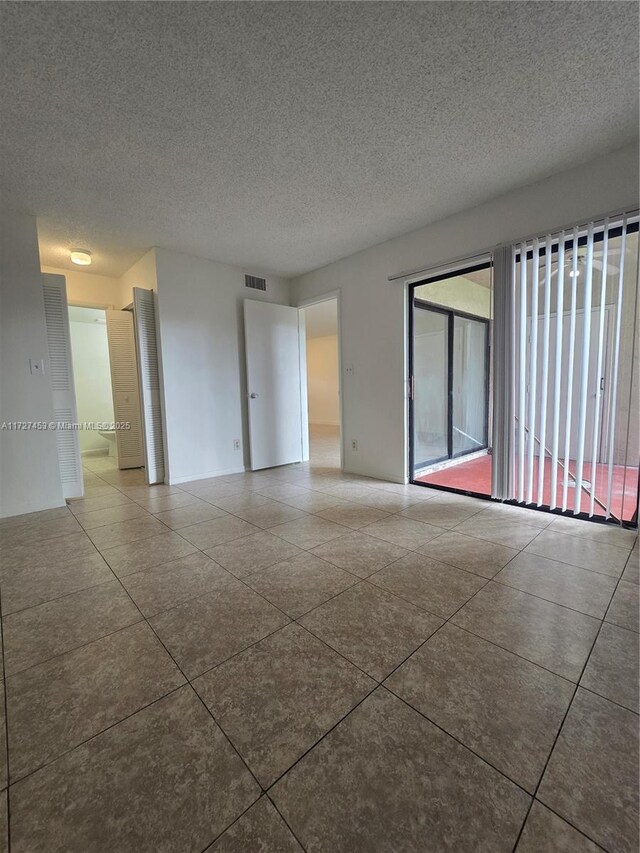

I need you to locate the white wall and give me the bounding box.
[68,310,115,454]
[292,144,640,483]
[120,249,157,305]
[41,266,124,309]
[306,335,340,425]
[154,248,291,483]
[0,213,64,517]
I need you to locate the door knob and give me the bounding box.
[250,392,258,399]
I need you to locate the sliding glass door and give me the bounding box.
[411,299,489,475]
[412,306,448,467]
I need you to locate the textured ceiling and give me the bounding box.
[1,1,638,278]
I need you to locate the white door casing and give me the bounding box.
[133,288,165,484]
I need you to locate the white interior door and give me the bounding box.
[106,310,144,469]
[42,274,84,499]
[133,288,165,484]
[244,299,304,470]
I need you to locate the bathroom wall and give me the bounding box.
[68,306,115,454]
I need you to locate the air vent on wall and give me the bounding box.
[245,274,267,292]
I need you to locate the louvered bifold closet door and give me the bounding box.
[42,275,84,499]
[133,288,165,484]
[105,310,145,469]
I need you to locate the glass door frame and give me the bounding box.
[408,263,492,486]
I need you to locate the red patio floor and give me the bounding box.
[415,455,638,522]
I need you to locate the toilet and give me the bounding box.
[99,429,117,458]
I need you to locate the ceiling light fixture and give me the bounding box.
[70,249,92,266]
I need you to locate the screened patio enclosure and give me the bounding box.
[410,213,639,525]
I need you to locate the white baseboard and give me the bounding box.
[168,464,246,486]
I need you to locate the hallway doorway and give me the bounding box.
[300,296,341,468]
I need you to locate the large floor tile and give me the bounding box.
[274,490,347,513]
[179,516,259,549]
[271,688,530,852]
[195,624,374,786]
[233,500,308,529]
[605,579,639,631]
[0,506,72,529]
[0,686,6,790]
[417,530,518,578]
[86,515,168,550]
[401,497,483,529]
[269,515,348,549]
[244,553,356,618]
[183,483,247,502]
[205,531,302,578]
[150,582,290,678]
[68,492,134,514]
[524,529,630,577]
[300,582,443,680]
[121,552,237,617]
[6,622,185,780]
[358,491,426,513]
[538,688,639,853]
[10,686,260,853]
[474,503,554,529]
[75,502,150,530]
[368,553,486,619]
[254,483,314,503]
[547,515,637,548]
[0,532,95,572]
[0,551,113,615]
[118,483,183,500]
[133,491,204,513]
[310,532,408,578]
[152,502,227,530]
[453,515,542,549]
[580,621,639,712]
[451,583,600,682]
[0,513,81,548]
[3,580,141,675]
[206,798,303,852]
[495,551,617,618]
[361,515,444,549]
[622,551,639,585]
[386,624,574,792]
[516,801,601,852]
[100,532,198,577]
[207,491,273,513]
[316,503,391,530]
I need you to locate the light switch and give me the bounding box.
[29,358,44,376]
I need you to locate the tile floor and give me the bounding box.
[0,425,637,852]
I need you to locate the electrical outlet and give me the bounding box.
[345,365,355,377]
[351,439,358,451]
[233,439,241,450]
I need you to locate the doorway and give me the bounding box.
[300,297,341,468]
[409,263,492,495]
[68,306,118,461]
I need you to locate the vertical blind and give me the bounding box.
[492,214,639,522]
